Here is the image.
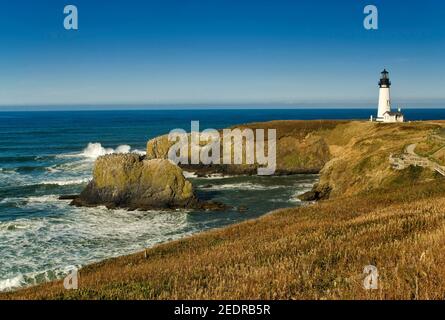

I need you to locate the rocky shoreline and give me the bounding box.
[69,120,335,211]
[5,119,445,298]
[67,119,445,211]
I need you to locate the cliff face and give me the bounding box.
[146,120,336,175]
[147,120,445,199]
[311,121,444,198]
[78,120,445,210]
[72,154,196,210]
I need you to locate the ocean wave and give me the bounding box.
[40,178,90,186]
[57,142,146,160]
[0,275,26,292]
[132,149,146,156]
[183,172,237,179]
[0,221,34,231]
[82,143,131,159]
[183,171,198,178]
[0,266,79,293]
[0,207,193,292]
[203,173,236,179]
[51,159,93,172]
[289,186,314,203]
[199,183,282,191]
[0,195,61,206]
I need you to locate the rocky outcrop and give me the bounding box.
[146,120,334,175]
[78,120,445,208]
[72,154,199,210]
[297,184,331,201]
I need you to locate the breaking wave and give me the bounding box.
[82,143,131,159]
[40,178,90,186]
[0,206,194,292]
[57,142,146,160]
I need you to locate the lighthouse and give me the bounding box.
[374,69,404,123]
[377,69,391,119]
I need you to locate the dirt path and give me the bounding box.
[402,143,445,176]
[406,143,417,155]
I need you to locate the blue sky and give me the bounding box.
[0,0,444,108]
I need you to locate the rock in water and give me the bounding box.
[72,154,197,210]
[297,184,331,202]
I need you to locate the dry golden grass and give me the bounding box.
[314,121,444,197]
[3,177,445,300]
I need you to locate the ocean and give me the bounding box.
[0,108,443,292]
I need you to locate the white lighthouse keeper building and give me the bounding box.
[372,69,404,123]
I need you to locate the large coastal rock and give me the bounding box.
[72,154,197,210]
[146,120,334,175]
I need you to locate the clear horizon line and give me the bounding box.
[1,98,445,109]
[1,105,445,113]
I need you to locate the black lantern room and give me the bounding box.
[378,69,391,88]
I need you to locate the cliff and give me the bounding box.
[147,120,445,199]
[146,120,337,175]
[311,121,444,199]
[75,120,445,209]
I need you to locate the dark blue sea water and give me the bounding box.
[0,108,443,291]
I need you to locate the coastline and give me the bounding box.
[3,177,445,300]
[1,195,312,296]
[2,118,445,299]
[0,172,319,295]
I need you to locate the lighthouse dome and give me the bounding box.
[379,69,391,87]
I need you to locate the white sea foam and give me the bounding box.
[199,183,282,191]
[0,266,82,292]
[183,172,236,179]
[132,149,147,156]
[57,142,145,160]
[289,186,314,203]
[52,159,92,173]
[41,178,90,186]
[0,275,26,292]
[0,195,60,206]
[0,203,195,292]
[82,142,131,159]
[46,167,61,173]
[204,173,236,179]
[183,171,198,178]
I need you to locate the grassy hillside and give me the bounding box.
[3,177,445,300]
[304,121,444,198]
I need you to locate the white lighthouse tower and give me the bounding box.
[374,69,404,123]
[377,69,391,119]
